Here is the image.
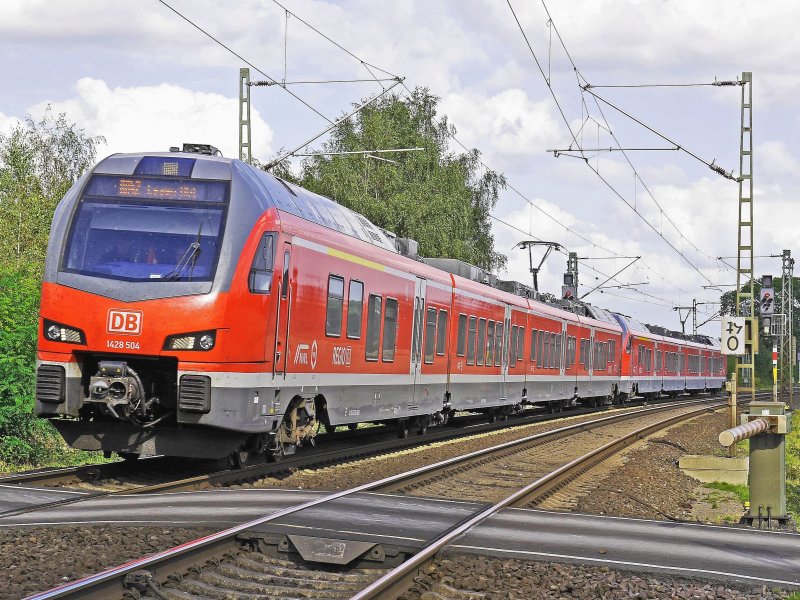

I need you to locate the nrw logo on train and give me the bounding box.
[107,309,143,335]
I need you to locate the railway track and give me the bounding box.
[28,393,736,600]
[0,394,694,520]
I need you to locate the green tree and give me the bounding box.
[0,106,104,269]
[286,88,507,272]
[0,108,103,466]
[720,276,800,388]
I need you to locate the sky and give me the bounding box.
[2,0,797,336]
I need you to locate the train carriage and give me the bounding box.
[35,147,725,463]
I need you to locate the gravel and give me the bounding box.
[398,553,791,599]
[0,525,213,600]
[5,402,790,599]
[571,410,751,524]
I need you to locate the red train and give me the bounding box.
[35,146,725,463]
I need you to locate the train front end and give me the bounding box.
[35,150,279,460]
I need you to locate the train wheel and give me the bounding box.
[398,420,410,439]
[417,415,430,435]
[232,449,250,469]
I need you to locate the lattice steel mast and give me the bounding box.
[779,249,794,405]
[735,72,756,404]
[239,68,252,164]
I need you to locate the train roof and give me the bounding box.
[84,151,679,339]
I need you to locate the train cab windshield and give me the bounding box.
[62,174,229,282]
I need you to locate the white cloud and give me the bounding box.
[0,112,21,136]
[441,89,561,169]
[27,78,272,160]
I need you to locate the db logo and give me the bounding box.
[107,309,143,335]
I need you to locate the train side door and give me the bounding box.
[273,243,293,379]
[408,278,426,407]
[501,305,511,397]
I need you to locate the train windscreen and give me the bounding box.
[62,175,229,282]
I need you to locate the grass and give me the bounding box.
[0,442,112,474]
[704,481,749,504]
[785,410,800,521]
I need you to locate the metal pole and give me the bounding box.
[735,72,756,404]
[239,68,252,163]
[729,377,738,458]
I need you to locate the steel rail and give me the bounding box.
[0,395,682,519]
[27,395,727,600]
[351,399,728,599]
[0,455,171,487]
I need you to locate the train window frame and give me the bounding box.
[486,320,495,366]
[509,325,518,365]
[382,297,399,362]
[456,313,467,357]
[325,275,345,337]
[555,333,562,370]
[346,280,364,339]
[247,232,275,294]
[517,327,525,365]
[467,316,477,366]
[530,329,537,364]
[424,306,437,364]
[281,250,290,299]
[543,333,550,369]
[538,331,545,368]
[436,310,448,356]
[494,322,504,367]
[365,294,382,362]
[476,318,487,366]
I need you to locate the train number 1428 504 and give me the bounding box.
[106,340,141,350]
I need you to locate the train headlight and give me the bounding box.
[164,330,216,351]
[198,333,215,350]
[43,319,85,344]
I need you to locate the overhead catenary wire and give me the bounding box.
[156,0,404,168]
[157,0,331,123]
[166,0,718,319]
[490,214,681,308]
[395,77,712,306]
[532,1,731,277]
[582,86,740,181]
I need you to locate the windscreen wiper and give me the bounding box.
[164,222,203,282]
[163,241,201,281]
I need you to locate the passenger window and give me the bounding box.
[477,319,486,366]
[382,298,398,362]
[517,327,525,364]
[538,331,544,368]
[281,250,290,298]
[346,280,364,339]
[530,329,537,363]
[248,233,274,294]
[424,307,437,364]
[555,333,561,369]
[436,310,448,356]
[494,322,504,366]
[486,320,495,366]
[365,294,382,361]
[457,314,467,357]
[326,275,344,336]
[467,316,477,365]
[544,333,550,369]
[510,326,518,364]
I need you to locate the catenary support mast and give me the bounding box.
[779,249,794,406]
[735,72,756,404]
